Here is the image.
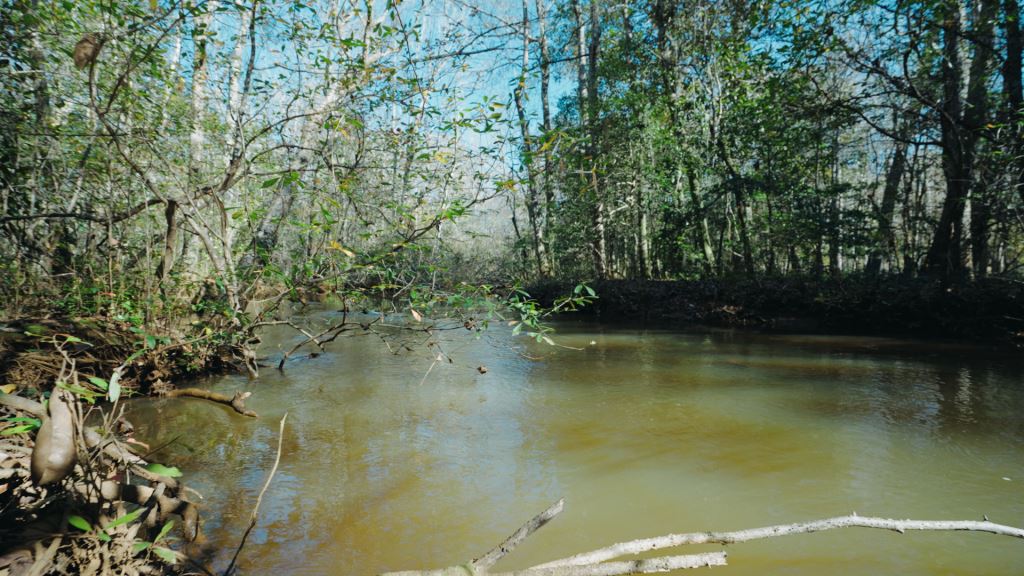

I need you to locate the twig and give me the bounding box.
[475,499,565,570]
[224,412,288,576]
[381,499,565,576]
[25,532,63,576]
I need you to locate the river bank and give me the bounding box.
[527,276,1024,345]
[0,317,254,575]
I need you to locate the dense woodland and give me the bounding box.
[2,1,1024,573]
[2,0,1023,325]
[511,0,1024,283]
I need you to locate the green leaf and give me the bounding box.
[97,531,111,542]
[144,463,183,478]
[69,516,92,532]
[132,541,151,554]
[106,507,145,530]
[154,520,174,543]
[2,416,40,425]
[87,376,108,391]
[1,424,37,435]
[153,547,177,564]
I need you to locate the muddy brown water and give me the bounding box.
[127,313,1024,575]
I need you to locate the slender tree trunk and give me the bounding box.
[188,0,218,185]
[587,0,607,278]
[226,2,253,158]
[1004,0,1024,204]
[571,0,604,278]
[159,23,183,133]
[925,0,994,281]
[925,3,967,280]
[866,117,911,276]
[968,0,997,277]
[687,167,715,275]
[180,0,219,276]
[222,0,257,258]
[536,0,555,275]
[514,0,548,277]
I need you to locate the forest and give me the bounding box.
[1,0,1024,574]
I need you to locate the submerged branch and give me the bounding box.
[162,388,258,418]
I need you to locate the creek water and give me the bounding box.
[127,312,1024,575]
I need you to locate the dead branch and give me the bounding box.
[0,393,45,417]
[380,500,1024,576]
[535,514,1024,569]
[276,312,353,370]
[162,388,257,418]
[475,499,565,571]
[495,554,727,576]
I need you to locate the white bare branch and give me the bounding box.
[535,514,1024,569]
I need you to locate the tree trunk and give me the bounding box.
[687,167,716,275]
[188,0,218,185]
[514,0,548,277]
[925,2,968,281]
[536,0,555,275]
[967,0,997,277]
[926,0,994,281]
[586,0,607,279]
[866,118,911,276]
[1004,0,1024,204]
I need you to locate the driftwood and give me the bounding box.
[381,500,1024,576]
[162,387,257,417]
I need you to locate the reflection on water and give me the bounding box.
[127,317,1024,575]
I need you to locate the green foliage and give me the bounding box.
[507,283,595,344]
[144,463,183,478]
[0,416,42,435]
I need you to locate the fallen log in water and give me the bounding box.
[161,387,258,417]
[381,500,1024,576]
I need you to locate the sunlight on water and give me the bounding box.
[128,316,1024,575]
